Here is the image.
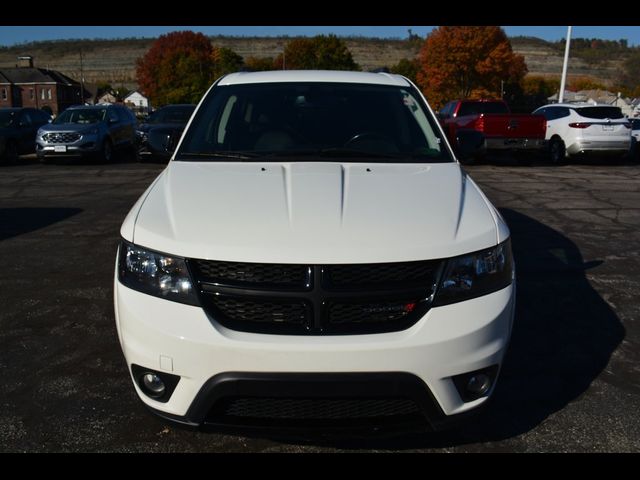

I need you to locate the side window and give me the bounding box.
[108,108,119,123]
[543,108,558,121]
[558,108,571,119]
[440,102,454,118]
[20,111,33,126]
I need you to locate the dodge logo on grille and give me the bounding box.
[363,302,417,314]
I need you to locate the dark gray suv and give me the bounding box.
[36,104,137,162]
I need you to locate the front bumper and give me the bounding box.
[36,134,100,157]
[114,274,515,430]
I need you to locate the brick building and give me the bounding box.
[0,56,82,115]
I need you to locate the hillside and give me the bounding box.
[0,35,630,90]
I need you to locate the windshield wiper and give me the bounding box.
[178,151,264,160]
[318,147,401,159]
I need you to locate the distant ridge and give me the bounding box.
[0,35,631,89]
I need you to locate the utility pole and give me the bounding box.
[558,26,572,103]
[80,49,85,105]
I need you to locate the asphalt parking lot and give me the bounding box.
[1,155,639,452]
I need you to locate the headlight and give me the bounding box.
[433,239,513,306]
[118,241,199,306]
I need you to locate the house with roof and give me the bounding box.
[97,91,118,104]
[0,56,82,115]
[124,90,151,114]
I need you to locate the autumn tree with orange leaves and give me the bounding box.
[136,31,216,106]
[416,26,527,109]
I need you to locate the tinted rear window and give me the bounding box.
[574,107,623,119]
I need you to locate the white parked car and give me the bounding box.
[533,103,632,163]
[114,71,516,433]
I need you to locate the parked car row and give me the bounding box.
[438,99,547,164]
[135,104,195,162]
[1,103,196,164]
[533,104,632,163]
[439,99,635,164]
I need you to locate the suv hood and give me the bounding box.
[129,161,500,264]
[41,123,103,132]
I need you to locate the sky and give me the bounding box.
[0,26,639,47]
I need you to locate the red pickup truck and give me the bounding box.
[438,99,547,160]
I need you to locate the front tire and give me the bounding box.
[549,137,566,164]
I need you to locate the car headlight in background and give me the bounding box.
[433,239,513,306]
[118,241,200,306]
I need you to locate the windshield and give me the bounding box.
[574,106,624,120]
[55,108,107,124]
[148,106,195,124]
[176,82,452,163]
[0,110,16,128]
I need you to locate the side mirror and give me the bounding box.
[455,129,485,160]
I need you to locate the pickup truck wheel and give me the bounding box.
[549,138,566,164]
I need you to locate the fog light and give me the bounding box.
[467,374,491,396]
[452,365,499,402]
[142,373,165,397]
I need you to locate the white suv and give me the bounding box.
[533,103,632,163]
[114,71,516,433]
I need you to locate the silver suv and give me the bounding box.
[36,104,137,162]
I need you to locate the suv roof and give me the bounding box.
[218,70,411,87]
[67,104,118,110]
[540,103,612,109]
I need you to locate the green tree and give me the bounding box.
[244,56,277,71]
[416,26,527,109]
[212,47,244,79]
[278,35,358,70]
[136,30,214,106]
[389,58,420,83]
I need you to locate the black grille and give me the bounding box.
[327,261,438,288]
[192,259,309,289]
[190,259,442,335]
[210,397,421,421]
[210,296,307,325]
[328,300,420,324]
[43,132,81,143]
